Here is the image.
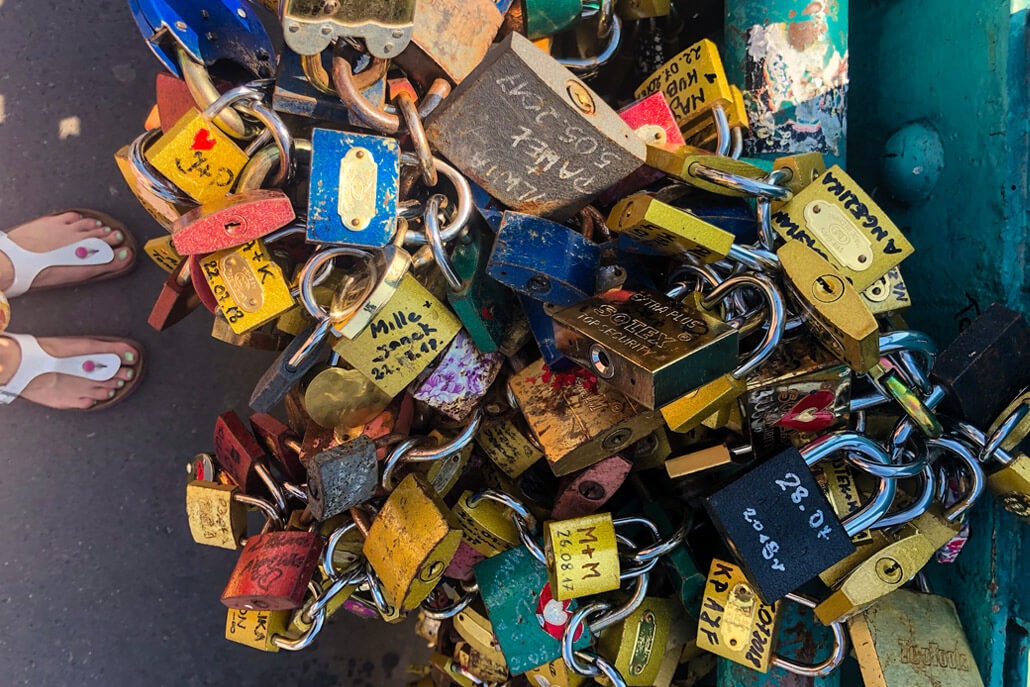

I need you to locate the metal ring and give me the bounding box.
[983,397,1030,462]
[271,604,326,651]
[380,437,429,491]
[769,593,848,677]
[406,408,484,461]
[364,563,397,617]
[928,436,986,521]
[236,100,294,187]
[253,462,289,515]
[557,15,623,73]
[233,493,284,530]
[589,571,650,634]
[713,104,731,157]
[332,52,451,134]
[395,91,437,187]
[688,161,793,200]
[700,273,785,379]
[631,524,686,565]
[238,139,312,191]
[731,127,744,159]
[585,653,627,687]
[562,603,610,677]
[299,247,378,322]
[424,195,467,292]
[872,462,936,529]
[757,168,790,250]
[420,588,475,620]
[128,128,194,205]
[177,44,262,139]
[399,155,473,246]
[321,520,363,580]
[282,481,308,502]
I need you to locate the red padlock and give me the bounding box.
[550,454,632,521]
[171,189,296,255]
[148,260,201,331]
[221,531,325,611]
[250,413,305,484]
[213,410,268,493]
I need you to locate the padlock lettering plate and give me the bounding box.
[634,40,733,128]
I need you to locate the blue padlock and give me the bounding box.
[272,48,387,128]
[128,0,274,79]
[518,295,573,371]
[307,128,399,248]
[487,212,604,307]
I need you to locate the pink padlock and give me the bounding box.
[171,189,296,255]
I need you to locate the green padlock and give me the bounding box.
[522,0,583,40]
[446,225,517,353]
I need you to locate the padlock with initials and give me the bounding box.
[475,544,593,674]
[186,480,250,550]
[225,607,291,652]
[452,490,522,557]
[635,39,734,130]
[200,239,296,335]
[697,558,779,672]
[508,358,664,476]
[307,128,400,248]
[425,32,646,220]
[543,512,621,600]
[221,531,325,610]
[770,165,914,293]
[145,107,250,204]
[553,288,739,409]
[305,436,379,521]
[362,474,463,611]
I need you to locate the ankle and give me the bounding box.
[0,336,21,385]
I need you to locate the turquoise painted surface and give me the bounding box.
[848,0,1029,341]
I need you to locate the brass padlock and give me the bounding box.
[476,415,545,479]
[425,32,646,221]
[607,193,736,263]
[770,165,914,292]
[452,490,522,557]
[543,512,621,600]
[596,596,674,685]
[225,607,290,652]
[696,558,778,672]
[508,358,664,476]
[362,473,463,612]
[200,238,295,335]
[778,239,879,372]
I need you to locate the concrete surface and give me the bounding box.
[0,2,424,685]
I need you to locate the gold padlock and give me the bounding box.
[225,607,290,652]
[596,597,674,685]
[696,558,778,672]
[475,416,544,479]
[635,39,734,130]
[607,194,736,263]
[543,512,621,600]
[860,267,911,315]
[362,473,463,611]
[524,658,588,687]
[185,480,248,550]
[143,235,184,274]
[452,490,521,557]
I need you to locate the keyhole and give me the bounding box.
[577,481,606,501]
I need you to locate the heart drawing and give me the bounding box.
[774,389,837,432]
[191,128,217,151]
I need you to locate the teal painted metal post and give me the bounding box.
[848,0,1029,340]
[724,0,849,166]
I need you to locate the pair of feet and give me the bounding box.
[0,211,143,409]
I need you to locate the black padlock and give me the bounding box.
[702,432,895,604]
[930,303,1030,429]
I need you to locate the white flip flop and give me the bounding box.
[0,209,137,298]
[0,333,144,410]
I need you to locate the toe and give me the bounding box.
[79,226,128,248]
[54,211,84,225]
[73,397,98,410]
[87,386,116,401]
[71,217,107,233]
[113,366,137,383]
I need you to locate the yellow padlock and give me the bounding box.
[696,558,778,672]
[452,490,521,557]
[543,512,621,601]
[225,607,290,652]
[201,239,295,335]
[143,235,184,274]
[635,39,734,130]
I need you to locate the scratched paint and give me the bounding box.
[726,0,848,164]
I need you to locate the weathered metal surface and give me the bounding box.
[279,0,416,59]
[550,453,632,520]
[411,330,504,421]
[725,0,848,164]
[213,410,265,493]
[394,0,503,85]
[221,531,325,611]
[305,437,378,521]
[425,32,646,220]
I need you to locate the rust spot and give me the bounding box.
[787,17,827,51]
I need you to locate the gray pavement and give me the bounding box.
[0,2,423,684]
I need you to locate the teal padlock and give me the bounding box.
[475,545,593,675]
[522,0,583,40]
[642,502,705,620]
[446,225,517,353]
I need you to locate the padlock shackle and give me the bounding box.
[234,100,295,188]
[298,246,378,323]
[756,168,791,250]
[688,161,793,200]
[556,15,623,74]
[871,463,936,529]
[983,393,1030,462]
[234,493,284,530]
[700,273,785,379]
[588,570,650,634]
[926,436,985,521]
[395,91,437,187]
[769,592,848,677]
[424,194,466,293]
[178,44,263,140]
[239,139,312,192]
[420,585,475,620]
[128,128,195,206]
[399,154,474,247]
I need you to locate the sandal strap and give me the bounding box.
[0,231,114,297]
[0,333,121,404]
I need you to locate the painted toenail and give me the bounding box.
[124,369,135,380]
[117,249,129,260]
[95,219,103,226]
[82,360,96,373]
[108,390,117,399]
[123,352,136,365]
[102,226,112,233]
[114,231,124,242]
[76,247,89,259]
[117,380,126,388]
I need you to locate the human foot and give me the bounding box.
[0,210,136,296]
[0,335,142,410]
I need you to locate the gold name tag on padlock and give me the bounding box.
[202,240,295,335]
[635,39,734,129]
[696,559,778,672]
[770,166,914,292]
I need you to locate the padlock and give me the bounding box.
[303,363,392,430]
[144,107,251,204]
[272,46,388,126]
[769,152,828,211]
[455,641,511,683]
[703,433,897,604]
[225,607,291,652]
[635,39,734,130]
[148,259,202,331]
[770,165,914,292]
[452,490,522,557]
[453,606,510,671]
[697,559,779,672]
[446,225,518,354]
[278,0,415,59]
[428,653,480,687]
[307,128,400,248]
[113,142,189,231]
[425,32,646,220]
[848,587,984,687]
[143,235,184,274]
[596,597,674,686]
[410,330,504,422]
[200,239,295,335]
[550,454,631,520]
[249,320,332,413]
[931,303,1030,428]
[657,275,785,431]
[645,145,775,199]
[518,0,583,39]
[524,658,589,687]
[249,412,305,484]
[778,239,880,372]
[362,474,463,611]
[543,512,620,600]
[553,289,740,410]
[305,436,379,521]
[487,212,607,307]
[155,72,200,134]
[607,194,737,262]
[221,531,325,610]
[476,415,545,479]
[212,410,276,495]
[626,428,673,471]
[170,189,296,255]
[814,503,963,624]
[508,358,664,476]
[414,433,474,499]
[474,545,593,674]
[616,0,670,20]
[393,0,503,86]
[331,273,461,398]
[740,335,853,458]
[860,267,911,315]
[664,443,743,478]
[186,480,249,549]
[979,401,1030,520]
